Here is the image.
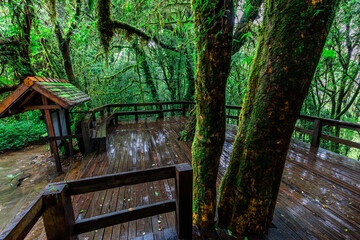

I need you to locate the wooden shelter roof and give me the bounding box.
[0,77,90,118]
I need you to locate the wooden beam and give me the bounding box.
[175,164,193,239]
[0,83,30,117]
[42,96,62,173]
[61,166,175,195]
[113,110,163,116]
[0,192,44,240]
[74,200,176,235]
[42,184,75,240]
[23,105,61,111]
[48,134,82,141]
[320,133,360,149]
[294,126,313,136]
[18,90,37,108]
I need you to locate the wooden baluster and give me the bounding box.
[135,105,138,121]
[91,114,96,128]
[107,107,111,117]
[175,164,193,239]
[159,104,164,119]
[42,184,75,240]
[237,109,240,125]
[100,110,104,119]
[42,96,62,173]
[64,110,74,159]
[311,119,323,149]
[82,120,91,154]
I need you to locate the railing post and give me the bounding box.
[182,103,186,116]
[42,184,75,240]
[159,104,164,119]
[107,107,111,117]
[237,109,240,125]
[311,119,323,148]
[91,114,96,128]
[134,105,138,121]
[100,110,104,119]
[175,164,193,239]
[115,114,119,125]
[82,120,91,154]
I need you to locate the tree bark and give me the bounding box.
[232,0,263,55]
[133,43,159,102]
[49,0,81,87]
[217,0,340,235]
[0,1,35,81]
[191,0,234,231]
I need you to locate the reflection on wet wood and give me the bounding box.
[65,116,359,239]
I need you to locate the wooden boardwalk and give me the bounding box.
[52,116,359,239]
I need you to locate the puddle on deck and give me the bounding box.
[0,145,57,232]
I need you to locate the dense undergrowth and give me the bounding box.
[0,111,47,153]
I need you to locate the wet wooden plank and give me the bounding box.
[46,116,360,240]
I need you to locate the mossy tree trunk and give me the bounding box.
[217,0,340,235]
[191,0,234,231]
[133,42,159,102]
[0,0,35,83]
[48,0,81,88]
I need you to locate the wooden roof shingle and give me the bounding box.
[0,77,90,118]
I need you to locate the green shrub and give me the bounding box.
[0,111,47,153]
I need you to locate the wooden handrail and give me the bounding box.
[0,164,193,240]
[83,101,360,151]
[0,192,44,240]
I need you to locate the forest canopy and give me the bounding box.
[0,0,359,237]
[1,0,359,157]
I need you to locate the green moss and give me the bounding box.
[97,0,114,54]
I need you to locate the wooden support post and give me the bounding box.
[237,109,240,125]
[182,103,186,116]
[311,119,323,148]
[42,96,62,173]
[91,114,96,128]
[42,184,75,240]
[134,105,138,121]
[65,110,74,159]
[115,115,119,125]
[175,164,193,239]
[100,110,104,119]
[107,107,111,116]
[82,121,91,154]
[159,104,164,119]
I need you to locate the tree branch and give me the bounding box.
[0,84,20,95]
[232,0,263,55]
[112,21,178,52]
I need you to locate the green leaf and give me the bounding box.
[322,49,336,59]
[88,0,95,12]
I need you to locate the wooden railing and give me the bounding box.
[224,105,360,150]
[0,164,192,240]
[80,101,360,152]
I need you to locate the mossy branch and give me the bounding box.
[232,0,263,55]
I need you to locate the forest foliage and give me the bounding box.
[0,0,359,158]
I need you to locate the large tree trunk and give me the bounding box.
[133,43,159,102]
[217,0,340,235]
[191,0,234,231]
[49,0,81,87]
[0,1,35,81]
